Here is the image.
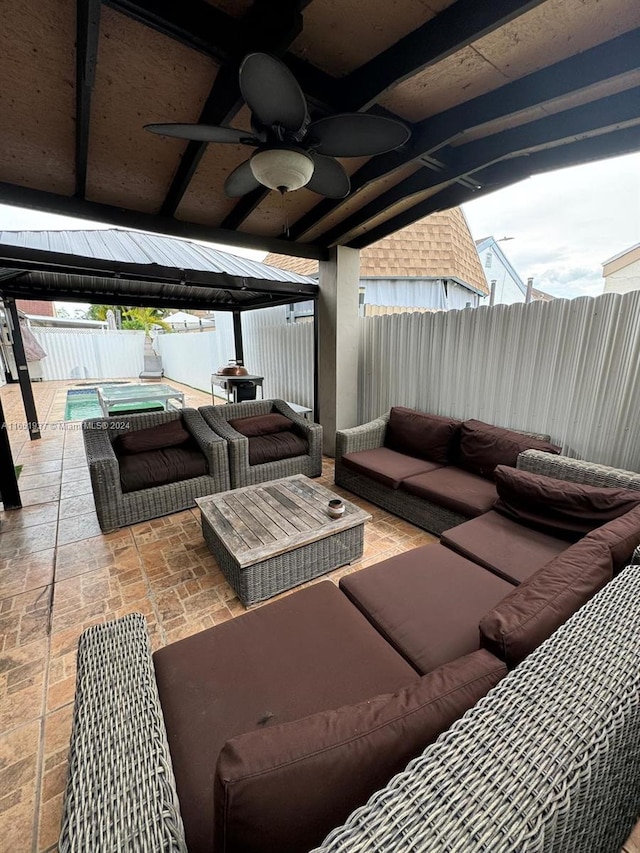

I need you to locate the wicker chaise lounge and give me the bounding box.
[83,409,230,532]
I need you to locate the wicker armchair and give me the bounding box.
[199,399,322,488]
[83,409,230,532]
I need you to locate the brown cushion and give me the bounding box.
[153,582,417,853]
[248,431,308,465]
[229,413,293,437]
[457,419,561,480]
[214,649,505,853]
[493,464,640,541]
[384,407,461,464]
[118,443,207,492]
[479,537,613,668]
[583,504,640,572]
[341,448,442,489]
[401,466,498,517]
[441,511,569,585]
[116,418,191,454]
[340,544,514,674]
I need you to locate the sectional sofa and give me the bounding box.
[60,440,640,853]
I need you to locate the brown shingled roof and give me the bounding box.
[264,208,488,295]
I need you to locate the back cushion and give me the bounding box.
[116,418,191,454]
[385,407,461,464]
[457,419,561,480]
[213,649,505,853]
[493,465,640,541]
[584,504,640,572]
[229,413,293,437]
[479,536,613,668]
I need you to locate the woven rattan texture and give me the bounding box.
[59,614,187,852]
[199,399,322,488]
[518,449,640,488]
[314,565,640,852]
[83,409,230,531]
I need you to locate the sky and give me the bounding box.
[0,149,638,306]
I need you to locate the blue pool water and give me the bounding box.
[64,386,163,420]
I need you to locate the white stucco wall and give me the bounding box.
[603,258,640,294]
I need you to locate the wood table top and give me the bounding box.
[196,475,371,568]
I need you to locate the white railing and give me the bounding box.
[31,328,145,379]
[358,291,640,471]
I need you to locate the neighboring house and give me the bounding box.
[162,311,215,332]
[265,208,489,318]
[16,299,55,316]
[475,237,553,305]
[602,243,640,294]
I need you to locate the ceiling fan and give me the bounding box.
[145,53,410,200]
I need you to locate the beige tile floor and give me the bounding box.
[0,379,638,853]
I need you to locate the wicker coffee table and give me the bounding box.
[196,475,371,606]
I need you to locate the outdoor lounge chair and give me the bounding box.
[139,353,164,380]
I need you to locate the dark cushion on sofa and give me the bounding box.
[248,431,308,465]
[441,511,570,585]
[456,419,561,480]
[401,466,498,517]
[229,413,293,437]
[214,649,506,853]
[341,447,442,489]
[340,544,513,674]
[118,443,207,493]
[116,418,191,454]
[479,536,613,668]
[153,582,417,853]
[583,504,640,572]
[493,464,640,541]
[384,407,461,465]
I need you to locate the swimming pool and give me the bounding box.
[64,386,165,420]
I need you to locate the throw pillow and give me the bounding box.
[116,418,191,454]
[583,504,640,572]
[493,464,640,541]
[384,406,461,464]
[228,413,293,437]
[457,419,560,480]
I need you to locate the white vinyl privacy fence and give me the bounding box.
[30,328,145,379]
[359,291,640,471]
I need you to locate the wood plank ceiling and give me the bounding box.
[0,0,638,260]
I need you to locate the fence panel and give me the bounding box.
[31,329,145,379]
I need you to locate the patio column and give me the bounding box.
[232,310,244,365]
[5,298,40,441]
[0,396,21,509]
[318,246,360,456]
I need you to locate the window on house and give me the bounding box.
[485,252,492,269]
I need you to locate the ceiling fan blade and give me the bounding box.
[307,155,350,199]
[308,114,410,157]
[145,123,258,145]
[224,159,262,198]
[240,53,308,133]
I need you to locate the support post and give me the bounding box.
[525,277,534,304]
[313,297,319,424]
[318,246,360,456]
[5,298,40,440]
[489,279,497,307]
[232,310,244,365]
[0,396,21,509]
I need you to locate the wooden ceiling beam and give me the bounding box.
[287,29,640,241]
[75,0,102,198]
[347,125,640,249]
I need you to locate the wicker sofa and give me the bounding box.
[59,452,640,853]
[83,409,230,532]
[199,399,322,488]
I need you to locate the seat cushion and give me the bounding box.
[341,447,442,489]
[214,649,506,853]
[116,417,191,454]
[248,431,308,465]
[384,407,461,465]
[118,443,207,493]
[339,544,514,674]
[493,464,640,541]
[479,537,613,668]
[401,465,498,517]
[441,511,570,585]
[153,582,417,853]
[229,413,293,437]
[583,504,640,572]
[456,419,561,480]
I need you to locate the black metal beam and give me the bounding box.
[339,0,547,111]
[75,0,101,198]
[347,124,640,249]
[0,182,328,259]
[5,299,40,441]
[232,310,244,365]
[0,396,21,509]
[287,28,640,241]
[319,88,640,245]
[312,298,319,424]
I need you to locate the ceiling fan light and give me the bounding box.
[250,149,314,192]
